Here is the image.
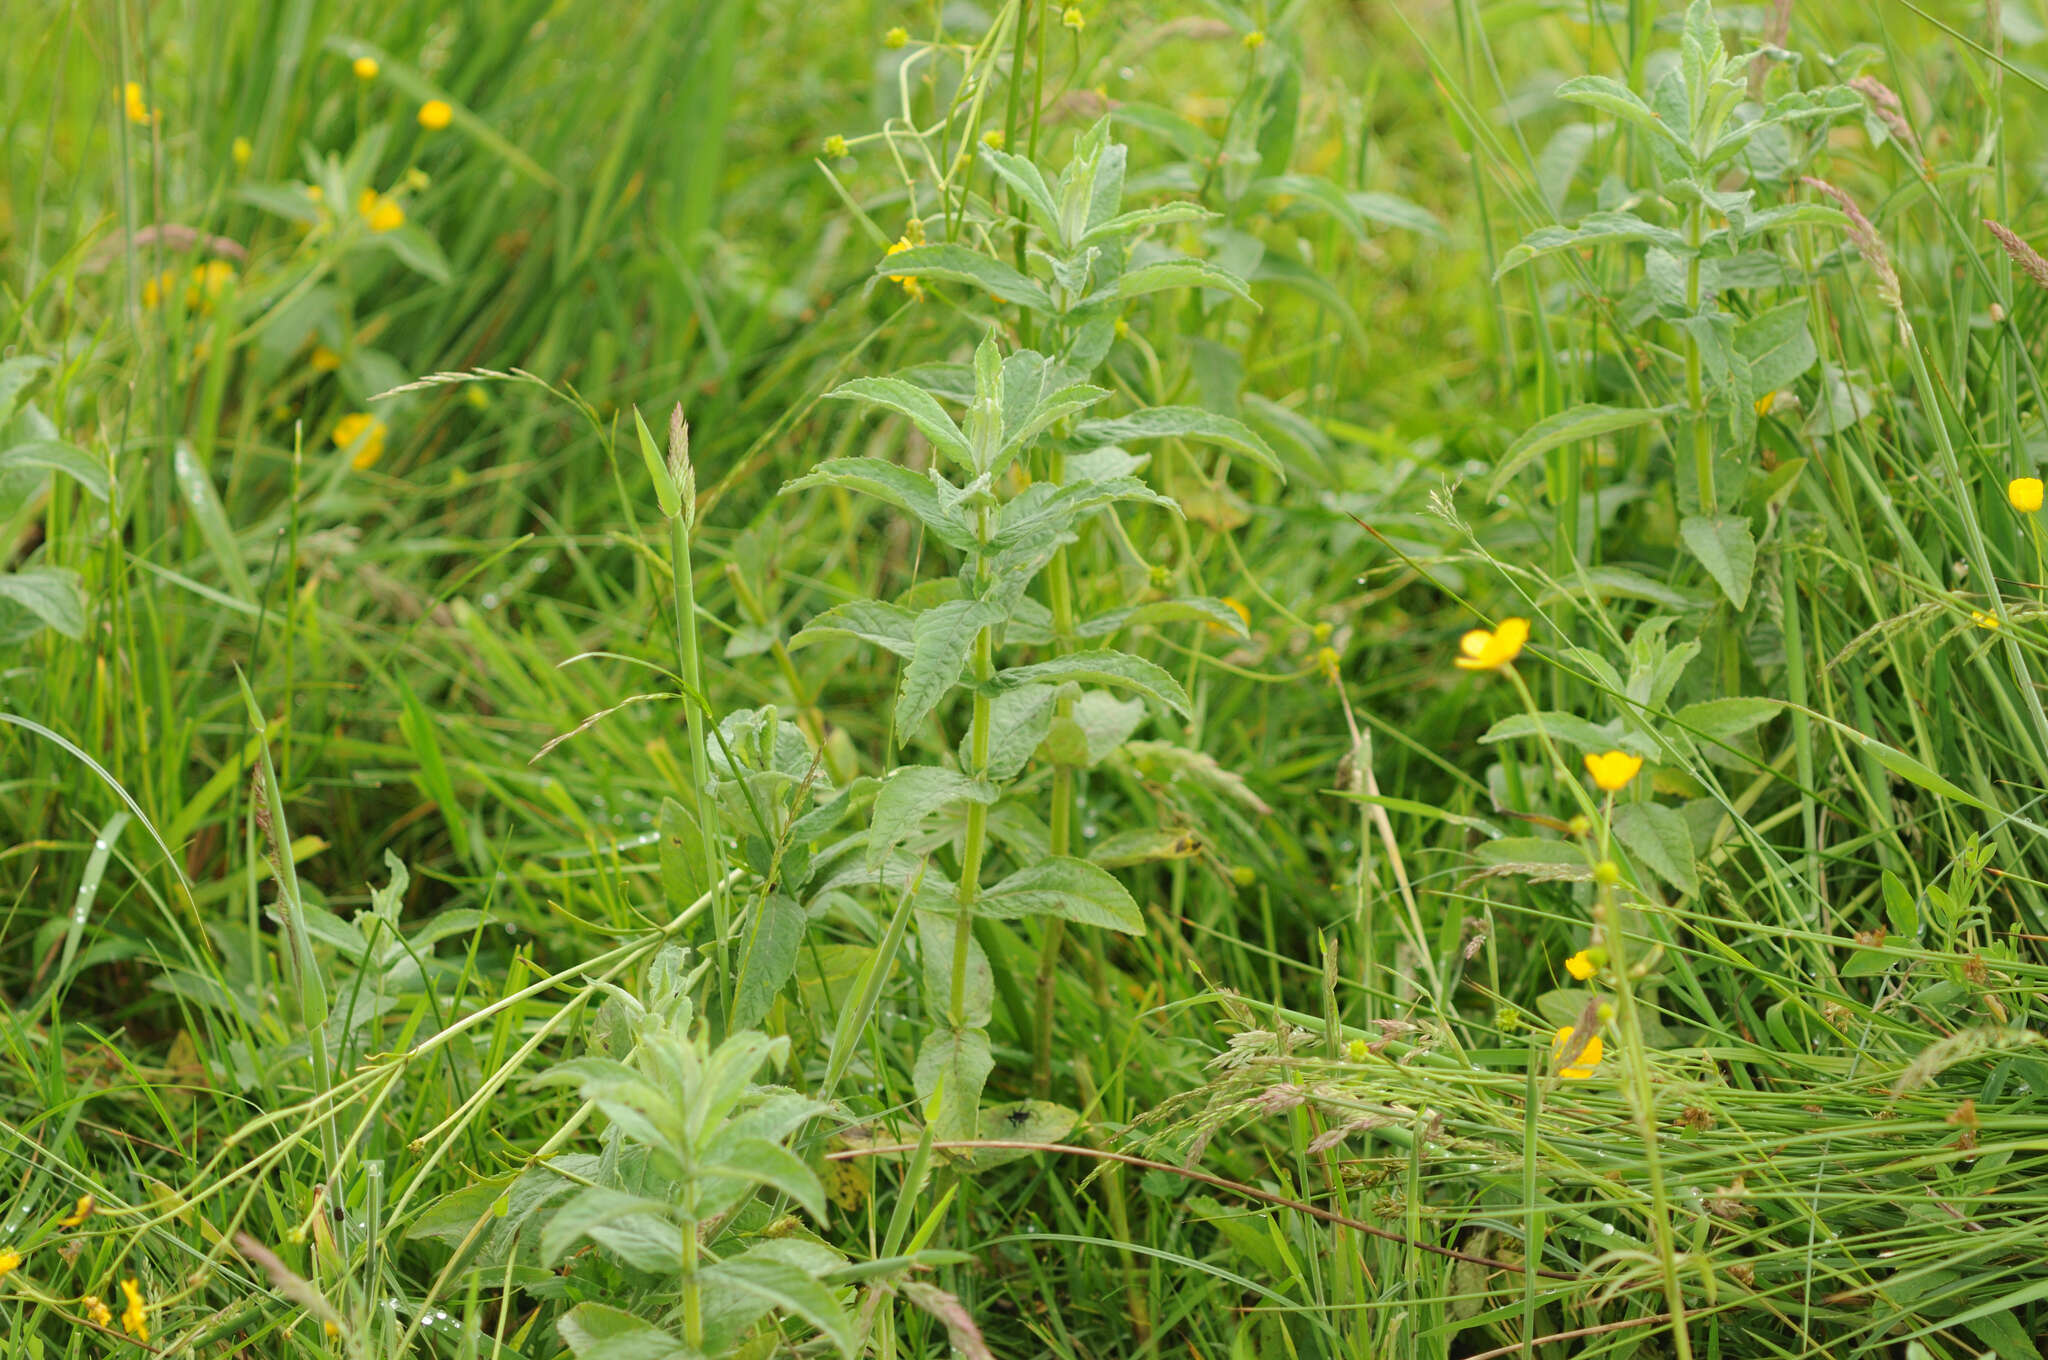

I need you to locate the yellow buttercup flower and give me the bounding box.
[884,26,909,48]
[358,190,405,233]
[981,129,1005,150]
[884,238,925,301]
[0,1247,19,1279]
[309,345,342,373]
[1552,1024,1604,1080]
[353,55,380,81]
[1243,29,1267,49]
[1564,950,1597,981]
[119,1278,147,1341]
[417,99,453,130]
[823,134,848,159]
[1454,617,1528,671]
[57,1195,94,1228]
[2010,477,2044,514]
[122,82,156,126]
[84,1295,112,1327]
[1972,609,2001,631]
[1063,6,1085,30]
[333,413,388,470]
[232,135,253,168]
[1584,750,1643,792]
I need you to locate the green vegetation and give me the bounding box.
[8,1,2048,1356]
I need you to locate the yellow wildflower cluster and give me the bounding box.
[142,260,236,312]
[122,82,157,126]
[334,413,388,470]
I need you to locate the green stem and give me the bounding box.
[668,515,728,1020]
[1033,530,1080,1094]
[681,1210,703,1348]
[951,505,998,1029]
[1684,202,1715,516]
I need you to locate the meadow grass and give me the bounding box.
[6,1,2048,1357]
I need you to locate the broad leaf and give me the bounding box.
[556,1303,693,1360]
[1488,404,1684,498]
[915,1026,993,1142]
[872,244,1054,313]
[826,377,972,469]
[1077,406,1283,478]
[1496,212,1691,277]
[898,601,1003,739]
[1613,802,1699,895]
[731,894,806,1031]
[979,857,1146,932]
[0,440,108,501]
[703,1250,858,1358]
[868,766,996,870]
[1555,75,1690,156]
[1113,256,1257,307]
[781,459,976,550]
[0,567,86,639]
[995,650,1192,718]
[1679,514,1757,609]
[791,599,917,658]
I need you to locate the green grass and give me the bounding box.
[8,1,2048,1357]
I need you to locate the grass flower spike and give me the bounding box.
[1552,1024,1603,1079]
[1584,750,1643,792]
[1454,617,1528,671]
[2011,477,2044,514]
[418,99,452,130]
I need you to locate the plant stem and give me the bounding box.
[1033,521,1080,1094]
[951,505,998,1029]
[668,514,729,1021]
[1684,201,1715,516]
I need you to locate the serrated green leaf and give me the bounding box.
[1679,514,1757,609]
[868,766,997,870]
[898,601,1002,739]
[703,1251,858,1358]
[1613,802,1698,895]
[1488,403,1684,498]
[1671,697,1777,752]
[699,1136,829,1220]
[0,567,86,639]
[917,907,992,1028]
[873,244,1054,313]
[791,599,917,658]
[1496,212,1691,278]
[1076,407,1282,478]
[731,894,806,1031]
[1114,256,1257,307]
[826,377,973,469]
[556,1302,693,1360]
[1077,201,1214,249]
[915,1026,992,1142]
[781,459,976,550]
[1479,711,1629,753]
[978,856,1146,932]
[1555,75,1689,155]
[0,440,108,501]
[979,146,1063,240]
[986,684,1056,780]
[995,650,1191,718]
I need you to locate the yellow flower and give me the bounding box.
[2011,477,2044,514]
[1243,29,1267,49]
[1345,1037,1369,1061]
[1209,596,1251,634]
[122,82,156,126]
[84,1295,112,1327]
[358,190,405,233]
[1753,390,1778,417]
[1454,617,1528,671]
[823,134,848,158]
[309,345,342,373]
[1584,750,1644,792]
[333,413,388,470]
[232,135,253,168]
[58,1195,94,1228]
[1564,950,1597,981]
[884,26,909,48]
[306,184,325,203]
[884,238,924,301]
[981,129,1005,150]
[1972,609,2001,631]
[1113,316,1129,338]
[1063,6,1085,30]
[417,99,453,130]
[0,1247,19,1279]
[353,55,380,81]
[140,269,177,309]
[1316,645,1341,683]
[119,1278,148,1342]
[1552,1025,1604,1080]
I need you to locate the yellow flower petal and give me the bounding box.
[353,56,380,81]
[333,413,388,470]
[1564,950,1597,981]
[2010,477,2044,514]
[1552,1025,1604,1080]
[1583,749,1644,792]
[417,99,453,130]
[1453,616,1528,671]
